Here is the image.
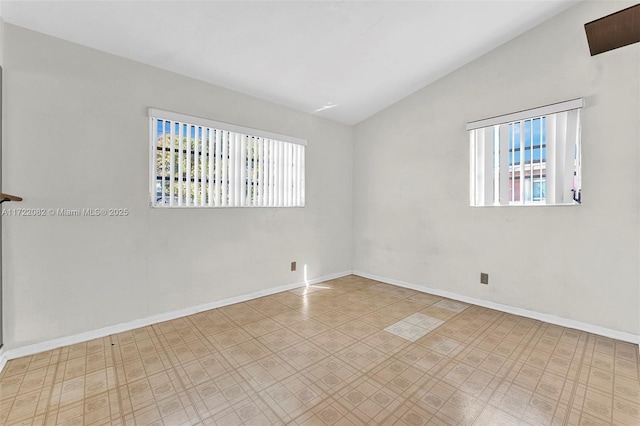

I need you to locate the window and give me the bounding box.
[468,99,583,206]
[149,109,306,208]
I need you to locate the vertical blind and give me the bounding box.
[468,99,583,206]
[149,109,306,207]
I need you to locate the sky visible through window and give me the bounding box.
[501,117,547,203]
[470,100,582,207]
[508,117,546,165]
[157,121,202,138]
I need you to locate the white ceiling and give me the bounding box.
[1,0,580,125]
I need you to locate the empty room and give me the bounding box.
[0,0,638,425]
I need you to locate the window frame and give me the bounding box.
[149,108,307,208]
[468,98,583,207]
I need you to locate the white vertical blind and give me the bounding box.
[545,113,557,204]
[277,140,283,206]
[239,134,246,207]
[214,130,221,206]
[207,128,214,207]
[493,128,499,205]
[546,110,580,205]
[258,138,265,206]
[498,125,510,205]
[469,132,476,206]
[169,123,175,206]
[552,111,568,204]
[193,126,200,206]
[151,118,158,205]
[185,125,192,206]
[469,99,582,207]
[200,128,207,206]
[477,130,484,205]
[178,123,184,206]
[221,130,229,207]
[285,141,290,204]
[482,127,494,206]
[563,109,580,204]
[268,139,274,206]
[149,109,306,208]
[228,132,236,206]
[298,144,303,206]
[160,121,166,205]
[299,143,305,206]
[573,112,582,204]
[519,122,525,205]
[472,127,494,206]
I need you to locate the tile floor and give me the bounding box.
[0,275,639,425]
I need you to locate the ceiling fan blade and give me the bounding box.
[584,4,640,56]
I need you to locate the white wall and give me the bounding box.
[3,1,639,353]
[353,1,639,335]
[2,24,353,350]
[0,18,4,349]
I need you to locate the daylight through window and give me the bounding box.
[149,109,306,208]
[468,99,583,207]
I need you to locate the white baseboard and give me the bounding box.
[4,268,636,376]
[353,270,640,346]
[0,346,7,374]
[1,270,352,366]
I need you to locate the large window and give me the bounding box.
[149,109,306,208]
[468,99,583,206]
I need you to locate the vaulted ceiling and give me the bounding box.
[1,1,580,124]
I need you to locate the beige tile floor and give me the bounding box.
[1,275,639,425]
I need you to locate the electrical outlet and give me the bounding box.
[480,273,489,285]
[291,261,297,272]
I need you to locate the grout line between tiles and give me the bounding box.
[461,315,544,423]
[40,348,62,426]
[562,333,590,426]
[372,307,510,425]
[109,335,128,426]
[147,324,201,423]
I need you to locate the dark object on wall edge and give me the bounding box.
[584,4,640,56]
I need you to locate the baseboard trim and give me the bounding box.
[2,270,352,365]
[0,346,7,374]
[4,269,636,373]
[353,270,640,346]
